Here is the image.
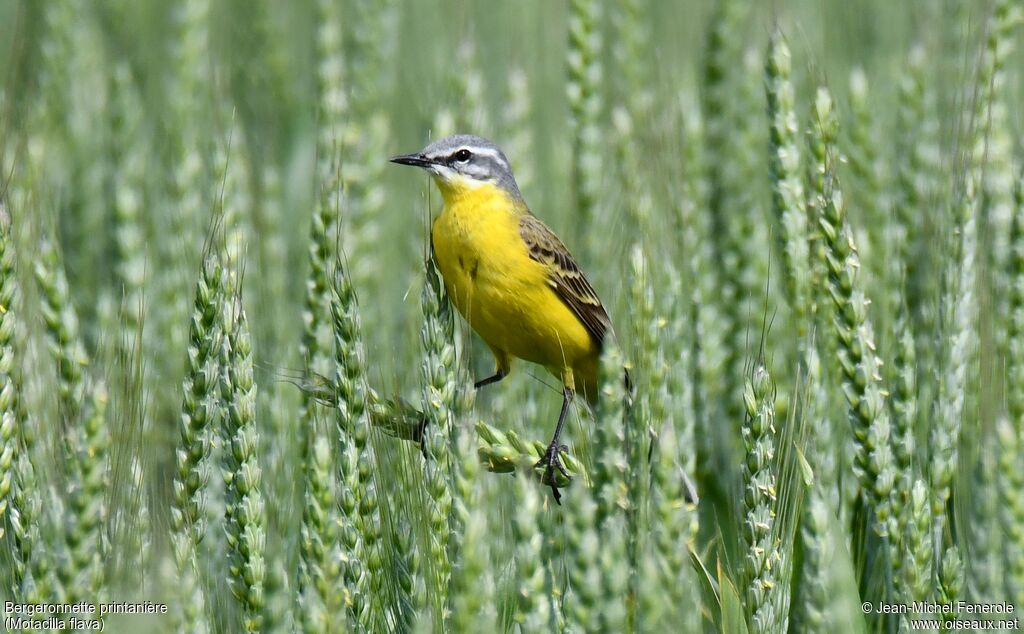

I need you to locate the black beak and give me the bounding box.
[389,153,433,168]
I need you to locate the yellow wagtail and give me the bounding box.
[391,134,621,502]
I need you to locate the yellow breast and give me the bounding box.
[430,178,597,386]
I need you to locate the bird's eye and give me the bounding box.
[453,149,472,162]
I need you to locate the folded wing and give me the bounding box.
[518,213,611,347]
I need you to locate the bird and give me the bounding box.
[391,134,620,503]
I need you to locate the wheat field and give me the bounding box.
[0,0,1022,632]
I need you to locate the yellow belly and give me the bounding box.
[430,186,597,390]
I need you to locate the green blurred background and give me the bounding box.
[1,0,1022,632]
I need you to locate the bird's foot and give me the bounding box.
[535,442,570,504]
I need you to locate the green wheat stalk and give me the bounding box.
[567,0,604,239]
[980,1,1022,365]
[807,88,839,308]
[502,69,535,194]
[166,553,209,634]
[41,4,111,329]
[674,105,728,512]
[624,244,658,629]
[298,17,346,614]
[702,0,750,232]
[215,122,253,272]
[167,254,225,634]
[974,2,1023,602]
[449,38,490,133]
[511,471,550,631]
[329,264,380,629]
[254,165,297,633]
[389,517,423,632]
[649,399,700,630]
[106,327,150,593]
[804,88,843,518]
[299,378,584,484]
[612,109,655,234]
[474,421,582,487]
[704,5,766,475]
[930,0,1016,543]
[298,32,347,606]
[297,173,338,513]
[740,363,784,633]
[844,69,887,310]
[900,479,933,610]
[297,426,345,634]
[303,0,346,384]
[1004,170,1024,604]
[795,484,857,633]
[171,255,225,561]
[173,0,213,112]
[596,515,629,632]
[893,46,940,341]
[564,491,602,631]
[819,187,896,534]
[153,0,214,459]
[342,0,396,295]
[446,421,490,626]
[591,344,629,523]
[110,62,147,355]
[35,237,110,602]
[814,97,895,539]
[653,260,701,630]
[74,379,109,599]
[314,0,346,188]
[218,285,266,633]
[611,0,652,120]
[449,480,497,632]
[4,176,52,607]
[937,546,964,627]
[765,33,812,335]
[593,344,630,630]
[35,239,88,424]
[252,165,291,360]
[169,255,227,633]
[348,0,398,123]
[888,310,919,563]
[0,204,33,599]
[418,257,460,624]
[736,43,773,321]
[645,229,699,629]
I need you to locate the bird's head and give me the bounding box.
[390,135,522,201]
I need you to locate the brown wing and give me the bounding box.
[519,213,611,346]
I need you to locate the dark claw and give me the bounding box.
[535,442,570,504]
[537,386,574,506]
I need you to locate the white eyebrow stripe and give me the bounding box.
[465,146,507,165]
[469,146,499,158]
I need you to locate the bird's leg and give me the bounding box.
[474,368,507,390]
[536,386,574,504]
